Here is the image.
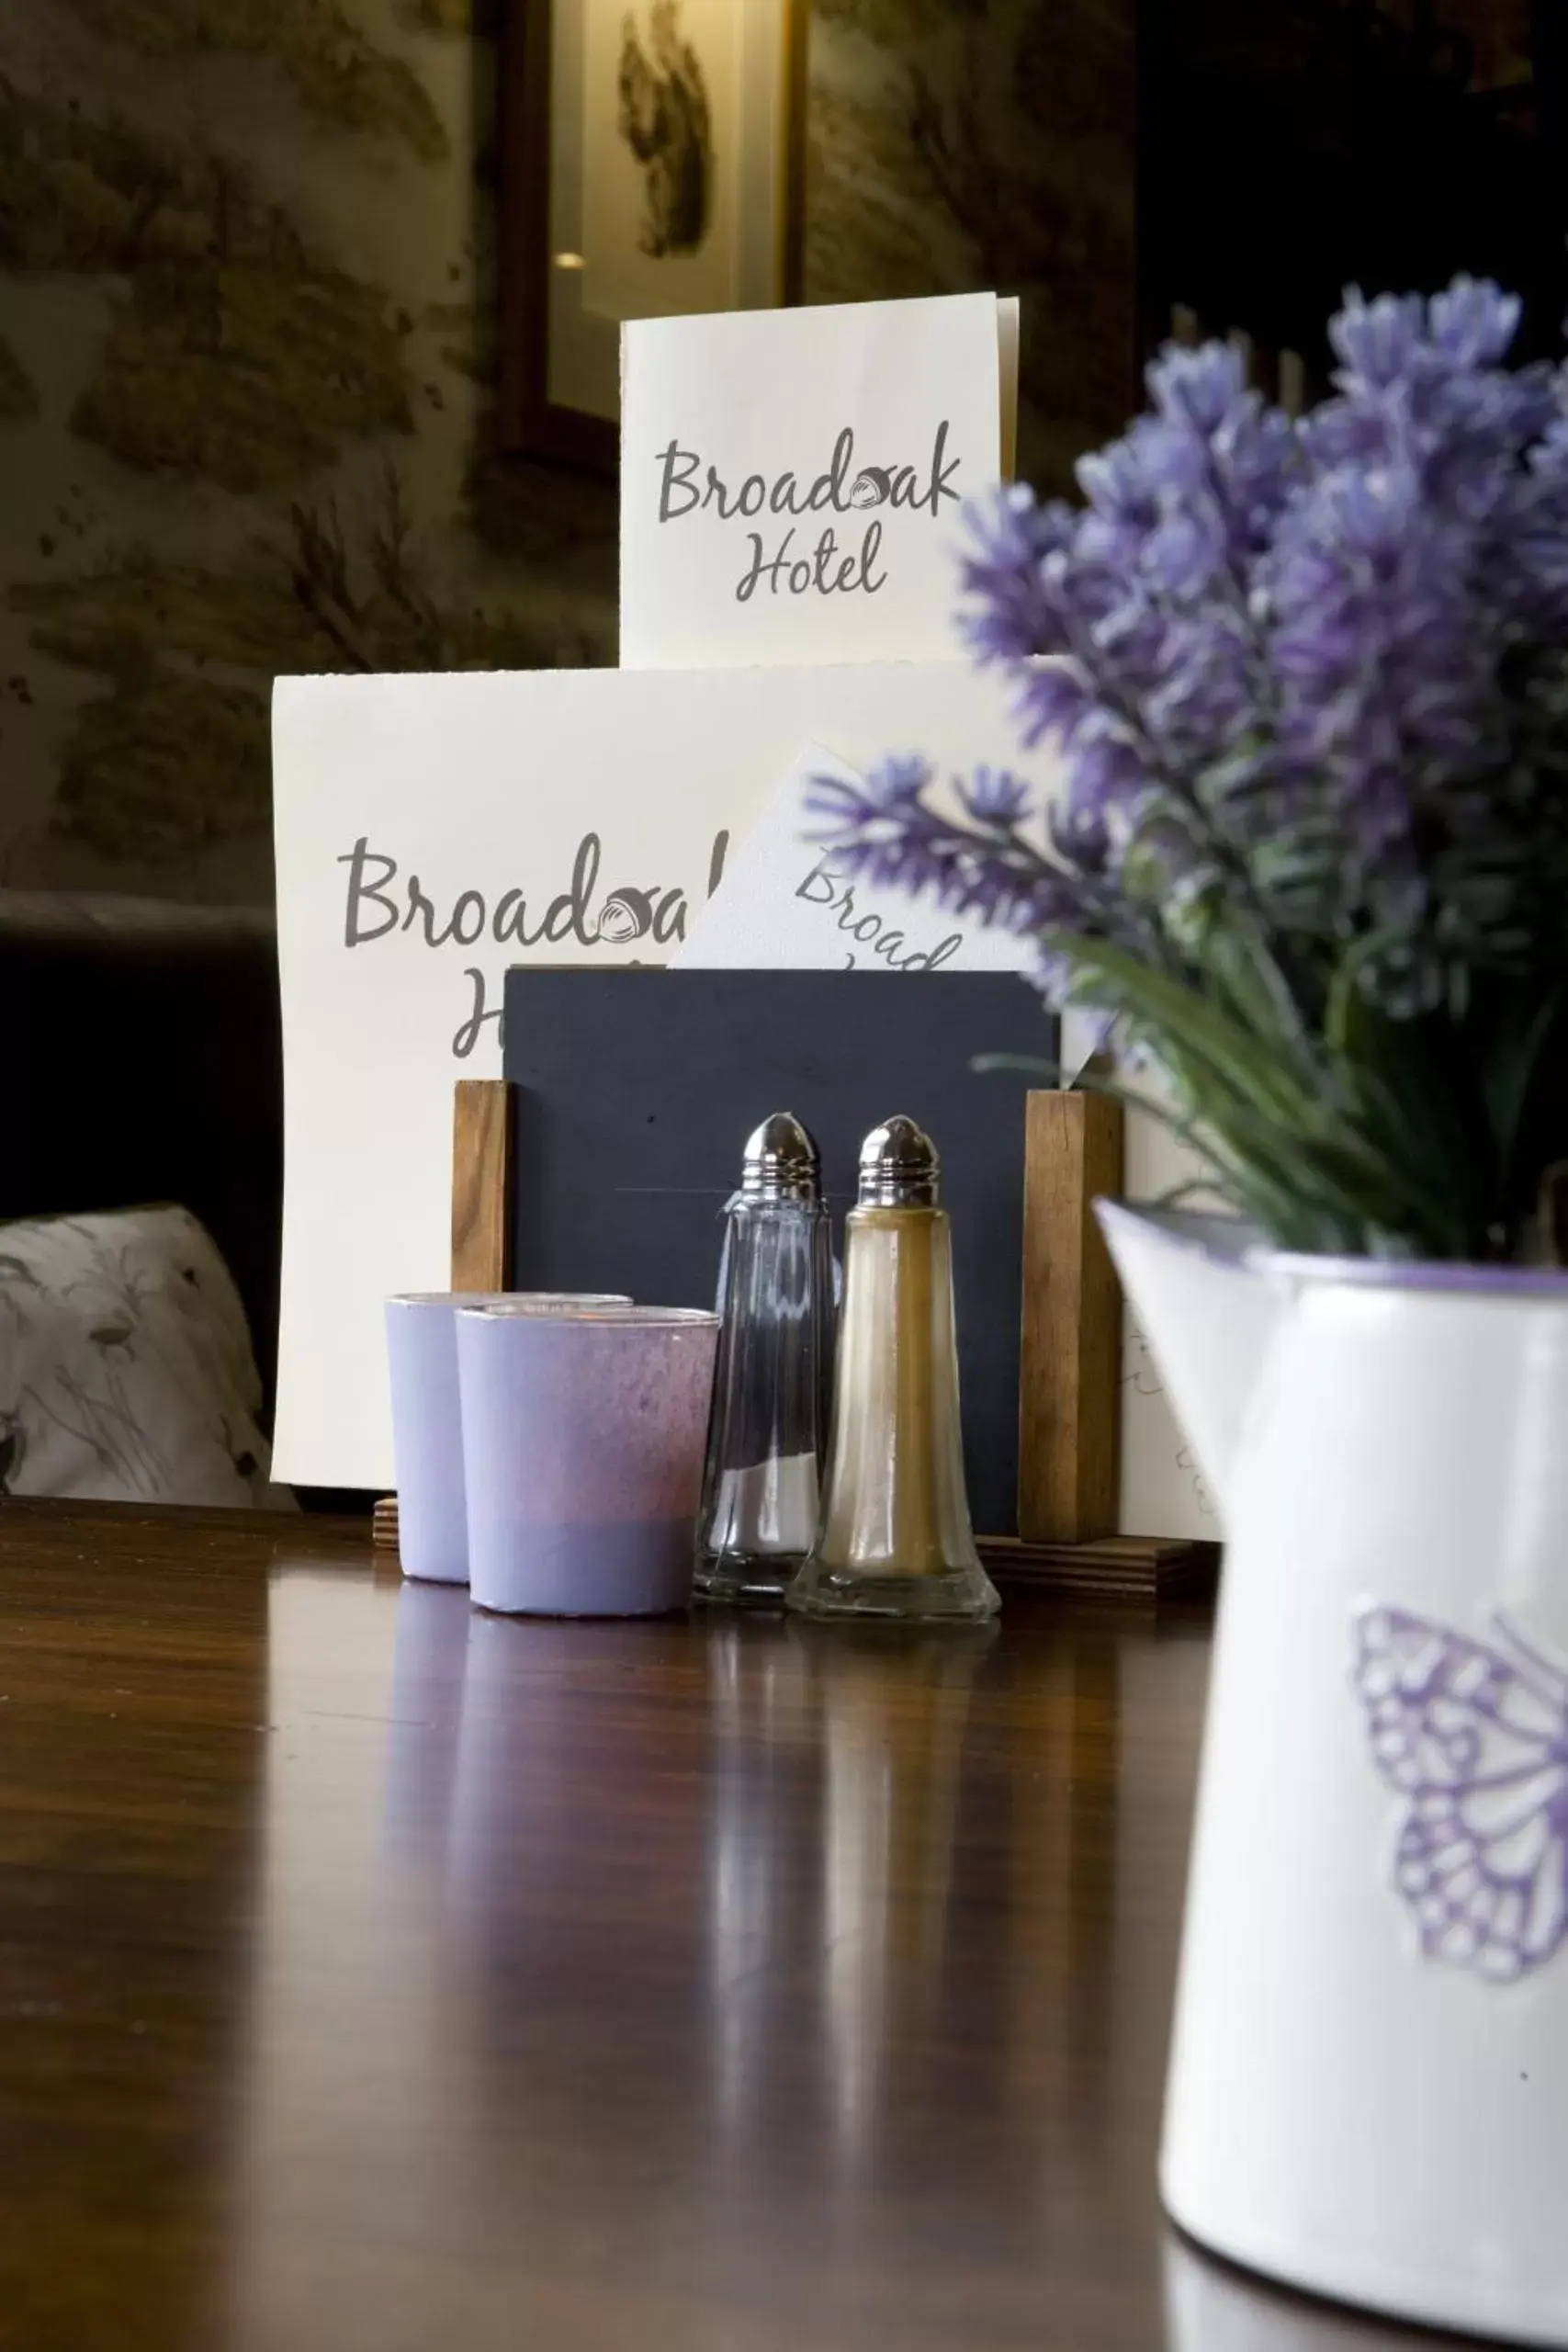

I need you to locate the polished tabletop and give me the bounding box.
[0,1500,1485,2351]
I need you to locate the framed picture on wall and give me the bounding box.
[498,0,808,470]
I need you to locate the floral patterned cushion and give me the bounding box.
[0,1205,284,1507]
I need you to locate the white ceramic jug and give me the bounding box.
[1098,1204,1568,2347]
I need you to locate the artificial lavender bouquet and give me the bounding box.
[812,279,1568,1263]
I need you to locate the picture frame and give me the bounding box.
[498,0,809,471]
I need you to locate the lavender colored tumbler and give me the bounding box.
[456,1304,721,1616]
[385,1293,627,1585]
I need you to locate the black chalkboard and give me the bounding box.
[502,968,1054,1538]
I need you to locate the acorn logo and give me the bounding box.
[847,467,891,510]
[597,888,657,944]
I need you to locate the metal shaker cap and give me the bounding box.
[740,1112,821,1204]
[857,1114,940,1207]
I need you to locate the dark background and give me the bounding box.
[1140,1,1561,389]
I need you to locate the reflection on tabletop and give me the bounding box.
[218,1559,1218,2350]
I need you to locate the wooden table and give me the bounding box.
[0,1501,1479,2352]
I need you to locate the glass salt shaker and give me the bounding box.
[694,1113,835,1607]
[787,1114,999,1624]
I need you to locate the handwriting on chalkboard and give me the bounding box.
[655,423,959,605]
[337,828,729,1060]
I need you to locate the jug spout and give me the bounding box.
[1094,1203,1281,1527]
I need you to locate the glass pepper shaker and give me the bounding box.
[787,1114,999,1624]
[694,1113,836,1607]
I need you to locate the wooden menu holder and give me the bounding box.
[371,1078,1217,1599]
[451,1076,514,1295]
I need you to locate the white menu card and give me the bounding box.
[620,293,1018,669]
[269,661,1021,1493]
[672,743,1033,978]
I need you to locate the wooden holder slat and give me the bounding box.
[978,1532,1217,1601]
[1018,1090,1125,1544]
[451,1078,513,1294]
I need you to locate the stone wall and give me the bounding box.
[0,0,1135,906]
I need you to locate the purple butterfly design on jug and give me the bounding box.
[1353,1606,1568,1983]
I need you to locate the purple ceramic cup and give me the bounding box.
[385,1293,629,1585]
[456,1304,722,1616]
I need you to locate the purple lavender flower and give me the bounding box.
[1329,289,1427,390]
[957,487,1075,667]
[830,276,1568,1003]
[811,277,1568,1261]
[961,767,1035,829]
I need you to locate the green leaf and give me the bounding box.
[1055,936,1324,1127]
[1485,984,1565,1169]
